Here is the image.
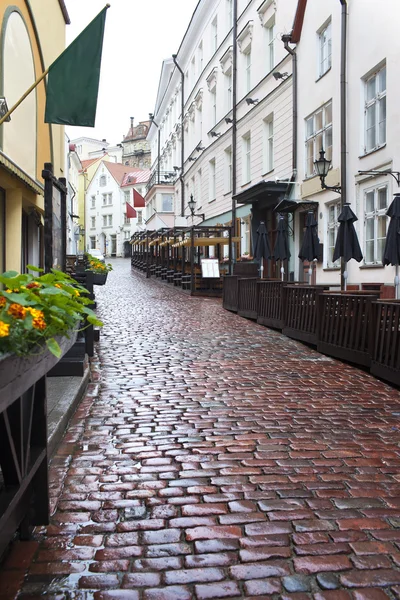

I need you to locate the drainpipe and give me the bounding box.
[339,0,348,289]
[149,113,161,186]
[231,0,238,273]
[281,34,297,198]
[172,54,185,217]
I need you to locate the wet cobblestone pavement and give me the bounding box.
[3,258,400,599]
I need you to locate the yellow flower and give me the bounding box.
[8,303,27,319]
[32,316,46,330]
[0,321,9,337]
[74,290,80,296]
[55,283,62,289]
[26,307,44,320]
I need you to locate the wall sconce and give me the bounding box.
[210,131,221,137]
[245,98,259,105]
[173,165,181,171]
[188,157,196,162]
[225,117,234,124]
[196,144,205,152]
[273,72,289,81]
[188,194,205,221]
[314,148,341,194]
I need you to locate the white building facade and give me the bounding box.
[85,161,149,257]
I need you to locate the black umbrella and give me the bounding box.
[253,221,271,279]
[273,215,291,280]
[382,194,400,299]
[299,211,319,284]
[333,203,363,290]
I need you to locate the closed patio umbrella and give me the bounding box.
[383,193,400,299]
[253,221,271,279]
[333,203,363,290]
[273,215,291,281]
[299,211,319,285]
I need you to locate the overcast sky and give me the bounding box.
[65,0,199,145]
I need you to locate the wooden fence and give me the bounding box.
[257,280,285,329]
[371,301,400,386]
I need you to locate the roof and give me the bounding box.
[80,157,102,172]
[291,0,308,44]
[103,162,150,186]
[123,121,151,142]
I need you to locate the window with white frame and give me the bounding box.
[102,215,107,227]
[108,215,112,226]
[124,191,130,203]
[137,210,143,224]
[102,193,107,206]
[263,116,274,173]
[244,49,251,93]
[265,17,275,73]
[305,101,332,178]
[124,213,129,225]
[90,236,96,249]
[364,65,386,154]
[242,134,251,184]
[211,87,217,125]
[91,196,96,208]
[197,169,202,207]
[241,216,251,256]
[209,159,216,201]
[364,184,388,264]
[99,175,106,186]
[90,216,96,229]
[227,0,233,28]
[197,42,203,76]
[318,21,332,78]
[108,193,113,205]
[161,194,173,212]
[211,17,218,53]
[225,68,232,112]
[326,201,341,268]
[224,146,232,193]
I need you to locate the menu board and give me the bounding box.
[201,258,220,278]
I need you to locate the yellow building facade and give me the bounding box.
[0,0,68,272]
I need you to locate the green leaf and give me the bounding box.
[87,315,103,326]
[46,338,61,358]
[39,287,70,297]
[26,265,44,273]
[3,292,31,305]
[0,271,19,279]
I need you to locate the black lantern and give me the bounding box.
[314,148,341,194]
[188,194,205,221]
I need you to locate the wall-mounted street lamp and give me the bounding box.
[245,97,259,105]
[210,131,221,137]
[188,157,196,162]
[273,72,289,81]
[314,148,342,194]
[173,165,181,171]
[196,144,205,152]
[188,194,205,221]
[225,117,234,124]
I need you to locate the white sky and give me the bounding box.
[65,0,199,145]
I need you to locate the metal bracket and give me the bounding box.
[321,181,342,195]
[358,170,400,186]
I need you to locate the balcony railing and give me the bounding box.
[146,170,178,193]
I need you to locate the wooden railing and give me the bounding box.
[318,293,377,367]
[283,285,326,345]
[223,276,239,312]
[238,278,259,319]
[257,280,285,329]
[371,301,400,386]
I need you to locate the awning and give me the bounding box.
[233,180,288,206]
[274,198,319,213]
[173,236,241,248]
[0,151,44,195]
[148,237,162,246]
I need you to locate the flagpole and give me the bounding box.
[0,68,49,126]
[0,4,110,127]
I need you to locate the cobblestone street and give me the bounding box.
[3,258,400,599]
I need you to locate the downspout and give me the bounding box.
[281,34,297,199]
[172,54,185,217]
[339,0,347,289]
[149,114,161,185]
[231,0,238,272]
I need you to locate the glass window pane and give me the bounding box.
[315,111,323,131]
[365,191,375,213]
[365,240,374,263]
[366,76,376,102]
[366,218,374,240]
[324,103,332,125]
[325,127,333,160]
[378,187,387,210]
[366,105,376,150]
[379,96,386,145]
[306,117,314,138]
[377,215,387,238]
[329,205,335,223]
[379,67,386,93]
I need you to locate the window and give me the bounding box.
[224,146,232,193]
[243,134,251,184]
[108,214,112,226]
[124,191,130,203]
[227,0,233,28]
[90,216,96,229]
[102,193,107,206]
[102,215,107,227]
[191,56,196,87]
[318,21,332,77]
[99,175,106,186]
[305,101,332,177]
[364,185,388,264]
[197,169,202,208]
[161,194,173,212]
[209,159,216,201]
[364,65,386,153]
[265,18,275,72]
[263,116,274,173]
[108,193,113,205]
[124,213,129,225]
[244,50,251,93]
[90,196,96,208]
[327,202,341,268]
[137,210,143,224]
[197,42,203,76]
[90,236,96,249]
[225,68,232,112]
[241,216,251,256]
[211,88,217,125]
[211,17,218,53]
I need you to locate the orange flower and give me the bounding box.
[0,296,6,308]
[26,282,41,289]
[8,303,27,319]
[0,321,9,337]
[55,283,62,289]
[26,307,44,320]
[32,316,46,330]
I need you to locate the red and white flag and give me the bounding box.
[126,203,137,219]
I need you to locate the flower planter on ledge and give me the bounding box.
[92,272,108,285]
[0,332,76,558]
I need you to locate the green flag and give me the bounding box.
[45,6,109,127]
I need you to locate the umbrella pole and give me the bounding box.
[280,263,284,281]
[308,264,312,285]
[260,260,264,279]
[343,262,348,291]
[396,265,399,300]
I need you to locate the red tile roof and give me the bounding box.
[103,161,150,187]
[80,157,102,172]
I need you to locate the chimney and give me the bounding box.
[130,116,134,131]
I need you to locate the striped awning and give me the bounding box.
[0,152,44,195]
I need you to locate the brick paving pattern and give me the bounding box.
[2,258,400,599]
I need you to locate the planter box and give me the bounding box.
[92,272,108,285]
[0,333,76,558]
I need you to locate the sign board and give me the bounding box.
[201,258,220,279]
